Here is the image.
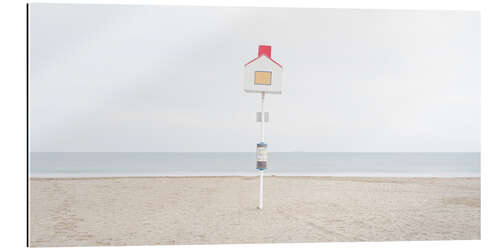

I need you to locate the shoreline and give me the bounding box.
[29,176,481,181]
[29,173,481,179]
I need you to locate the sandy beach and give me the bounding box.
[29,176,480,247]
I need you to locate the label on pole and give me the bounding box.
[256,112,269,122]
[256,142,268,170]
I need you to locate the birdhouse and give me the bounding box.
[244,45,283,94]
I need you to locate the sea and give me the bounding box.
[29,152,480,178]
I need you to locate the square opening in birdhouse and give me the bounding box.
[254,71,272,85]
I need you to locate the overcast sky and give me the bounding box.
[29,4,480,152]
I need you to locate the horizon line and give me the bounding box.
[29,151,481,153]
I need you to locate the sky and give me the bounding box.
[29,4,480,152]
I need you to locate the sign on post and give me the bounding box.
[256,112,269,122]
[243,45,283,209]
[244,45,283,94]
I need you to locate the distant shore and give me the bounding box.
[29,176,480,247]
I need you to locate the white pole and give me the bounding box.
[259,170,263,209]
[259,92,265,209]
[260,92,265,142]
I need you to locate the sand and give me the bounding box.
[29,176,480,247]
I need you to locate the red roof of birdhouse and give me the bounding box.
[245,45,282,68]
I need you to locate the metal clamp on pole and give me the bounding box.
[256,142,267,209]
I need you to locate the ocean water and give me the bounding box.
[29,152,480,178]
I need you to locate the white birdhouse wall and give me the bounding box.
[243,56,283,94]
